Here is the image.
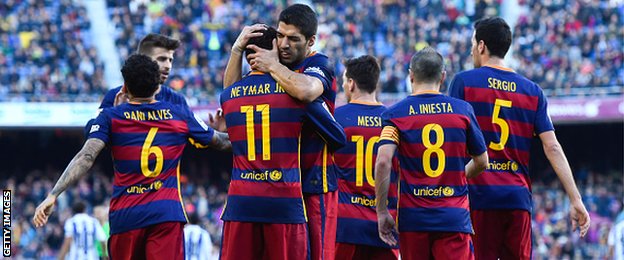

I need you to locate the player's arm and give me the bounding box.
[58,237,72,260]
[304,99,346,151]
[539,130,590,237]
[223,24,268,87]
[447,74,465,99]
[465,106,488,179]
[186,109,232,151]
[95,220,108,259]
[33,138,105,227]
[246,42,323,103]
[375,124,400,246]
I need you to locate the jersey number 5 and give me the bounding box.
[489,99,513,151]
[352,135,379,187]
[241,104,271,161]
[141,127,164,178]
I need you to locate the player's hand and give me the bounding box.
[113,90,129,106]
[33,195,57,228]
[377,211,398,246]
[570,199,590,237]
[247,39,279,73]
[208,108,227,132]
[232,24,268,54]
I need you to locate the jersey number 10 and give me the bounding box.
[352,135,379,187]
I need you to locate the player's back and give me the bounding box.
[381,93,483,234]
[449,65,554,211]
[219,72,308,223]
[90,101,214,234]
[334,101,398,248]
[64,213,106,260]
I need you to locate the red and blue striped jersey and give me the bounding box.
[334,101,398,248]
[88,101,215,235]
[290,52,339,194]
[219,72,344,223]
[379,93,486,234]
[448,65,554,212]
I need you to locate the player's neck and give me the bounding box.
[129,97,156,104]
[411,84,440,95]
[482,56,506,68]
[350,91,378,104]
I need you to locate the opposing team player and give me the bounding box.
[376,47,489,259]
[219,27,345,260]
[225,5,340,259]
[33,54,231,260]
[85,33,187,135]
[184,213,213,260]
[448,17,590,259]
[334,55,399,260]
[57,201,107,260]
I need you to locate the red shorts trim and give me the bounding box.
[471,209,531,260]
[108,221,184,260]
[305,191,338,260]
[399,231,474,260]
[335,242,399,260]
[220,221,308,260]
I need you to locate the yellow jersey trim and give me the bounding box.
[299,134,308,221]
[176,162,189,222]
[380,126,400,144]
[322,145,328,193]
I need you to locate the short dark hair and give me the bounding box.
[344,55,380,94]
[188,213,199,225]
[279,4,318,39]
[409,47,445,83]
[121,54,160,98]
[245,27,278,55]
[474,17,512,58]
[72,201,86,214]
[137,33,181,55]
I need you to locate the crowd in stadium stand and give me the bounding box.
[0,0,108,102]
[1,0,622,102]
[5,164,621,259]
[513,0,623,97]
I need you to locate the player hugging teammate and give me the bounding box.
[32,3,591,260]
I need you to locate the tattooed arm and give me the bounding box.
[33,138,105,227]
[211,131,232,152]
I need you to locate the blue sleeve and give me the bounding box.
[303,56,333,93]
[161,86,190,109]
[534,88,555,134]
[87,109,111,144]
[304,99,346,151]
[184,107,215,148]
[84,87,120,137]
[448,74,465,100]
[465,105,487,156]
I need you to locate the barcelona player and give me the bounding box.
[224,4,339,259]
[448,17,590,259]
[33,54,231,260]
[219,27,345,260]
[333,55,399,260]
[85,33,187,136]
[376,47,489,260]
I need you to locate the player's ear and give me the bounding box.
[307,35,316,48]
[439,71,447,88]
[348,78,356,93]
[478,40,486,55]
[121,84,127,93]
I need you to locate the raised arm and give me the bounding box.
[246,41,323,103]
[304,99,346,151]
[33,138,106,227]
[539,130,590,237]
[223,24,268,87]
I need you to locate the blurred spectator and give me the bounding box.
[0,0,107,102]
